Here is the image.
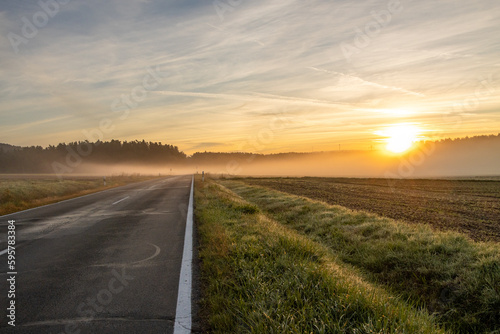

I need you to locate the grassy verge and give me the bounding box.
[0,174,161,216]
[219,179,500,334]
[196,177,447,333]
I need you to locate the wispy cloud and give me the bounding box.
[0,0,499,152]
[157,90,354,108]
[308,67,425,97]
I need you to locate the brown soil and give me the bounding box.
[242,177,500,242]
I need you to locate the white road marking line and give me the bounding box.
[173,175,194,334]
[0,248,8,256]
[112,196,130,205]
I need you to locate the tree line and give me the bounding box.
[0,140,186,173]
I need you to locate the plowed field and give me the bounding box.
[242,177,500,242]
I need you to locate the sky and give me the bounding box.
[0,0,499,154]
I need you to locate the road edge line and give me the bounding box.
[173,175,194,334]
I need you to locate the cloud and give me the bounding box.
[0,0,499,152]
[308,66,425,97]
[156,90,353,108]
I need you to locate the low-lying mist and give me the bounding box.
[75,140,500,179]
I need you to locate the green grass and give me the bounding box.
[0,174,161,216]
[196,177,447,333]
[219,180,500,334]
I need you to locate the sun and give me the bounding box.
[383,124,420,154]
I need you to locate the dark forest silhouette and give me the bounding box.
[0,140,185,173]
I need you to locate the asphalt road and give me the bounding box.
[0,175,195,334]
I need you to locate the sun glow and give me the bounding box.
[381,124,420,154]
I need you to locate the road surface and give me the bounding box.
[0,175,195,333]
